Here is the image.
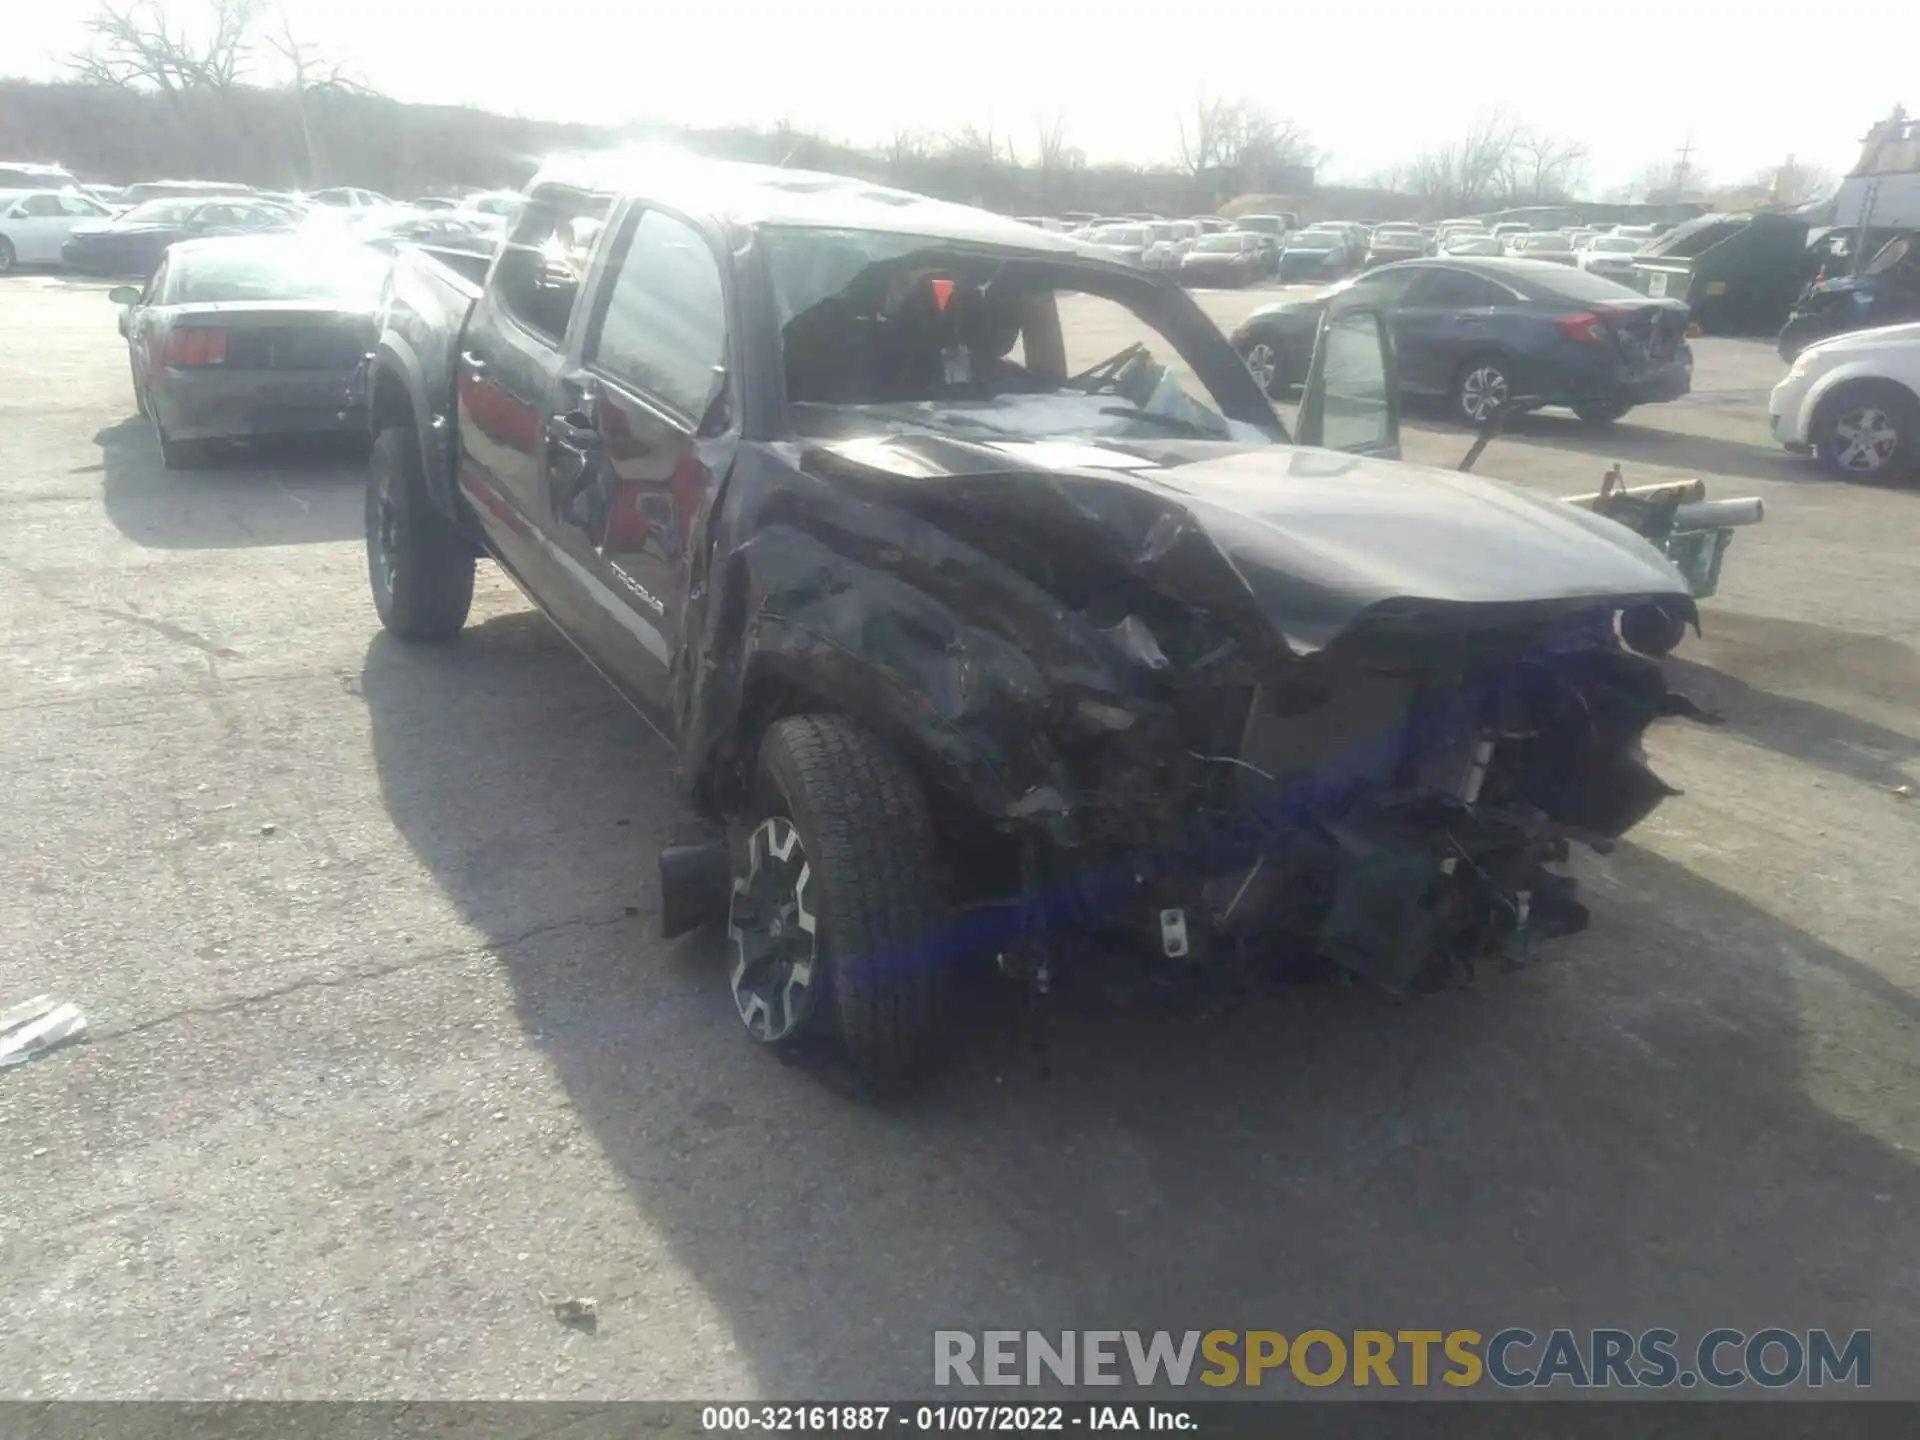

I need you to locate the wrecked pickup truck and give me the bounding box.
[362,155,1707,1088]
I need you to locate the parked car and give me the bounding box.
[307,187,394,210]
[1231,257,1693,425]
[0,188,116,271]
[120,179,255,205]
[1178,230,1264,286]
[1365,223,1425,267]
[61,196,298,276]
[109,234,386,467]
[351,211,503,254]
[0,160,80,191]
[359,156,1704,1087]
[1578,232,1645,282]
[1277,227,1354,280]
[1431,221,1488,256]
[459,190,524,218]
[1492,222,1531,252]
[1514,233,1578,265]
[81,184,129,210]
[1084,222,1153,264]
[1145,219,1202,271]
[1769,321,1920,479]
[1443,233,1506,258]
[1776,231,1920,361]
[1014,216,1068,232]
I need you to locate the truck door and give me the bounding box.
[1295,306,1401,459]
[454,185,610,607]
[543,205,736,722]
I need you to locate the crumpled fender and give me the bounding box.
[676,452,1132,821]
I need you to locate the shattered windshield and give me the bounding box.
[764,225,1276,446]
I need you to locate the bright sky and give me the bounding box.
[8,0,1911,190]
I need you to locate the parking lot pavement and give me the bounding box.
[2,275,1919,1399]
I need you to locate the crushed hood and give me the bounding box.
[807,428,1696,655]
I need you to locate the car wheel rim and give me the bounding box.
[1833,407,1899,472]
[727,815,819,1043]
[1461,366,1508,422]
[1244,343,1277,390]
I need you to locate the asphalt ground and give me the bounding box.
[1,270,1917,1400]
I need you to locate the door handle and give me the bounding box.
[460,350,487,379]
[545,413,603,454]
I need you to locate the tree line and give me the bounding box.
[19,0,1836,215]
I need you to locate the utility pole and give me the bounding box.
[1672,136,1695,198]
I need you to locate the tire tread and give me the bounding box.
[368,425,475,640]
[760,714,949,1089]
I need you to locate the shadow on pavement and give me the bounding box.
[1405,406,1821,487]
[360,612,1920,1397]
[1666,611,1920,793]
[96,415,367,550]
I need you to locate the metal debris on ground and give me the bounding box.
[543,1293,598,1329]
[1895,785,1914,799]
[0,994,88,1068]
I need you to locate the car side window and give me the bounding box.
[1343,268,1423,307]
[493,186,612,346]
[1409,269,1507,308]
[586,208,728,424]
[22,194,69,217]
[144,258,169,304]
[59,195,103,217]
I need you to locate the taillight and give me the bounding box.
[1556,311,1611,343]
[163,328,228,367]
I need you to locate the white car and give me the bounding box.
[1578,232,1644,282]
[0,188,115,272]
[1769,322,1920,478]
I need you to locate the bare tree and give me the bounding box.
[1178,95,1315,180]
[68,0,257,97]
[1404,110,1524,210]
[1500,130,1590,201]
[1619,156,1707,204]
[1033,112,1079,173]
[884,127,931,167]
[265,7,372,185]
[1754,157,1837,205]
[1177,95,1233,174]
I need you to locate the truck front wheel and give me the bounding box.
[727,714,952,1090]
[367,425,475,641]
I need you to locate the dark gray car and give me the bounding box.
[111,234,387,467]
[1232,257,1693,425]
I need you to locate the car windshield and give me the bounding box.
[122,199,199,225]
[1089,226,1146,246]
[763,225,1276,447]
[163,242,390,304]
[1194,235,1244,253]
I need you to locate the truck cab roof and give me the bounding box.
[528,151,1095,257]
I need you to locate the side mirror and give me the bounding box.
[108,285,141,306]
[1296,306,1400,458]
